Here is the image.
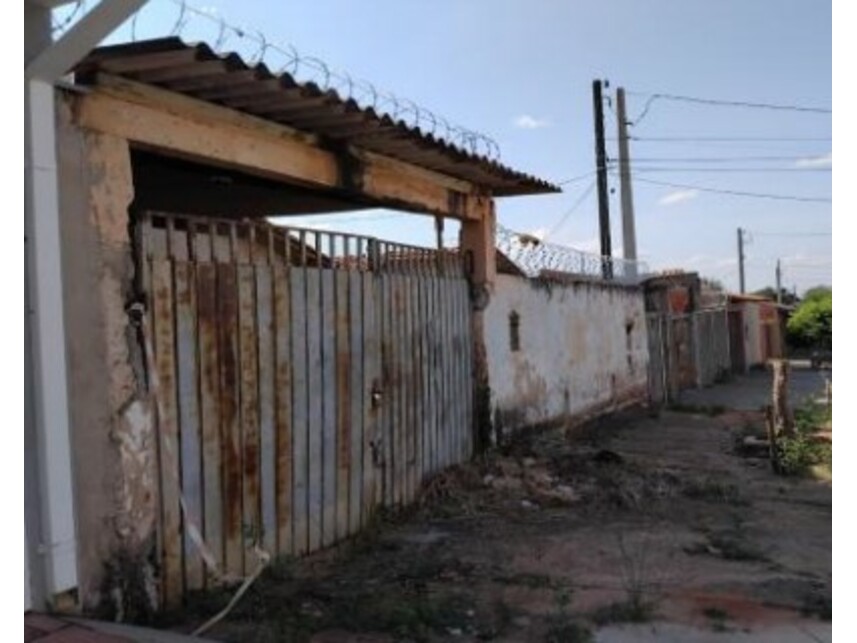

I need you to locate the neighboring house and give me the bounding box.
[727,294,788,371]
[642,271,732,401]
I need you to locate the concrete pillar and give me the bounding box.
[56,93,159,616]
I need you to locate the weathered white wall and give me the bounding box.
[485,274,649,440]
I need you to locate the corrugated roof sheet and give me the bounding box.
[75,38,559,197]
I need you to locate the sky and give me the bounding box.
[87,0,832,295]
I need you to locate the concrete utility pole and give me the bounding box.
[737,227,746,294]
[592,79,613,280]
[775,259,782,304]
[615,87,638,279]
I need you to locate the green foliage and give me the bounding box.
[776,401,832,477]
[787,289,831,349]
[803,286,832,302]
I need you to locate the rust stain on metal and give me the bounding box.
[196,263,224,575]
[238,266,261,565]
[151,260,183,607]
[272,265,293,555]
[216,264,243,575]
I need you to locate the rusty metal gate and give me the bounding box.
[647,308,732,405]
[646,313,668,405]
[137,212,473,605]
[694,308,731,387]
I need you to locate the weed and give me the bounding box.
[615,530,663,617]
[774,400,832,477]
[776,434,831,477]
[544,586,593,643]
[794,402,831,434]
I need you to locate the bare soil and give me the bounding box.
[171,404,831,642]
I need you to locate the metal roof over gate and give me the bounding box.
[75,38,559,197]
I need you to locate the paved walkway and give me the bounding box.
[25,613,212,643]
[678,361,831,411]
[26,613,132,643]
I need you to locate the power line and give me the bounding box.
[615,155,830,163]
[631,176,832,203]
[750,231,832,237]
[556,170,598,185]
[544,180,597,241]
[631,167,831,173]
[627,91,831,125]
[627,136,832,142]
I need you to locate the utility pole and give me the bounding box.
[737,227,746,294]
[592,79,613,279]
[775,259,782,304]
[615,87,638,279]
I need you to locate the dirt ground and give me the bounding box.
[171,373,832,642]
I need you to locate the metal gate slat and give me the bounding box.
[238,265,261,575]
[290,268,309,556]
[305,269,323,552]
[255,264,277,555]
[321,269,337,548]
[335,270,351,542]
[174,261,204,591]
[196,263,223,580]
[151,259,183,607]
[272,264,293,556]
[347,271,363,535]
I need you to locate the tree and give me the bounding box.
[786,288,832,349]
[802,285,831,302]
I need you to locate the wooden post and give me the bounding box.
[771,359,795,438]
[460,196,496,453]
[765,405,780,473]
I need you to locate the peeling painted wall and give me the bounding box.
[56,92,158,616]
[485,274,649,440]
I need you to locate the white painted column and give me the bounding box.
[25,75,79,596]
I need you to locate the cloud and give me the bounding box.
[513,115,551,129]
[794,152,832,168]
[658,189,699,206]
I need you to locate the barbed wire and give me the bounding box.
[51,0,87,33]
[52,0,501,160]
[496,224,649,285]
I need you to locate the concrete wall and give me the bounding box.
[485,274,649,441]
[56,91,159,616]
